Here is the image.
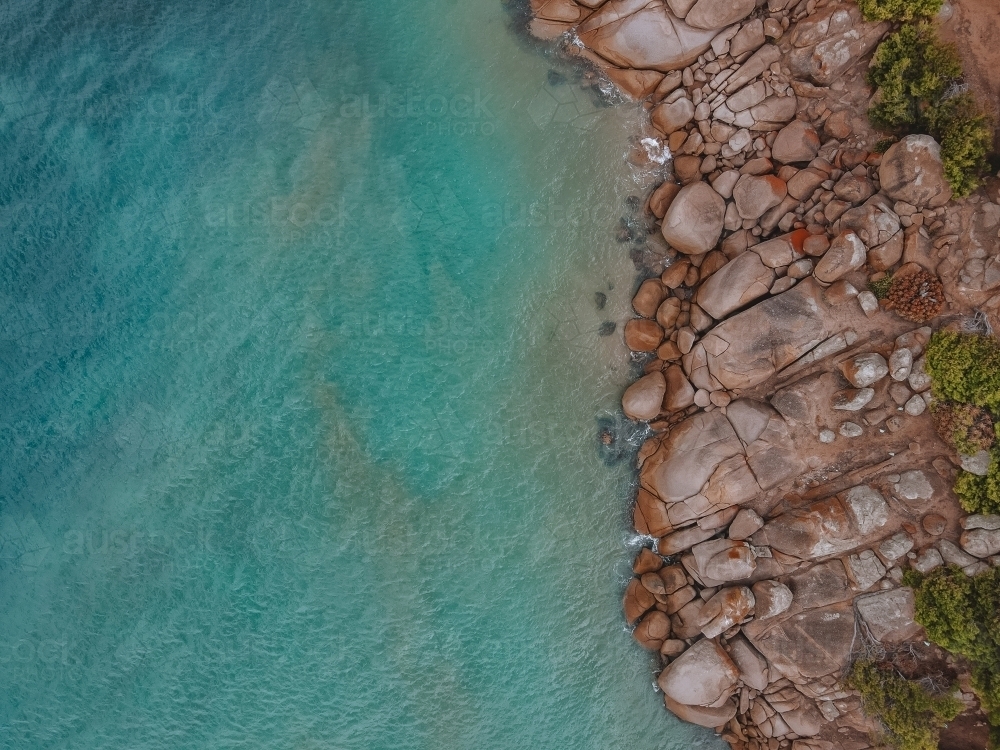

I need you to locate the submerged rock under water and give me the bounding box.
[596,413,646,466]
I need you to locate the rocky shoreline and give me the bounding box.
[528,0,1000,748]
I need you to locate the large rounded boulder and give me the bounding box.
[622,371,667,421]
[577,1,719,72]
[879,135,952,209]
[685,0,755,30]
[656,637,740,706]
[661,181,725,255]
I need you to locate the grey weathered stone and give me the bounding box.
[744,602,854,680]
[878,532,913,563]
[814,231,866,283]
[963,514,1000,531]
[908,356,931,392]
[750,581,792,624]
[847,549,886,590]
[889,347,913,382]
[893,470,933,502]
[844,485,891,534]
[858,290,879,316]
[961,451,992,477]
[838,353,889,388]
[961,528,1000,559]
[939,540,978,568]
[833,388,874,411]
[787,560,853,610]
[904,394,927,416]
[841,195,900,248]
[879,134,952,209]
[855,588,921,642]
[912,547,943,573]
[912,547,944,573]
[754,485,889,559]
[839,422,862,438]
[787,6,889,85]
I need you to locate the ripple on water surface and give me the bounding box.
[0,1,722,748]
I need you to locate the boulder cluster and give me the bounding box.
[528,0,1000,747]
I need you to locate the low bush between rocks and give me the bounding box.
[926,331,1000,513]
[869,273,895,300]
[884,269,945,322]
[926,332,1000,413]
[932,402,996,456]
[847,658,962,750]
[858,0,943,21]
[867,23,993,197]
[906,566,1000,747]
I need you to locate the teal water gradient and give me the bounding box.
[0,1,722,748]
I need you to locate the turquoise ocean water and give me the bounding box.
[0,1,722,747]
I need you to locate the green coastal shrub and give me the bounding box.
[847,659,962,750]
[925,331,1000,412]
[929,93,995,198]
[925,332,1000,512]
[867,24,993,197]
[907,566,1000,746]
[931,402,996,456]
[858,0,944,21]
[955,456,1000,514]
[869,274,894,300]
[867,24,962,131]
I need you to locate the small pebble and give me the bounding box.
[904,394,927,416]
[839,422,863,438]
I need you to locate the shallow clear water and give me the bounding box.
[0,1,723,748]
